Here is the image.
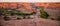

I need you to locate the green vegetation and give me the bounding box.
[17,17,22,20]
[40,8,49,19]
[3,16,10,21]
[0,8,36,20]
[33,6,49,19]
[8,11,36,15]
[0,8,36,15]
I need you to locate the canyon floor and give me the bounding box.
[0,18,60,26]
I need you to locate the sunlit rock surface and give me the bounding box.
[0,18,60,26]
[0,3,60,26]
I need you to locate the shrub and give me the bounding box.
[40,9,49,19]
[3,16,10,21]
[17,17,21,20]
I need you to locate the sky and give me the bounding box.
[0,0,60,2]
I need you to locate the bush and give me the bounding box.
[17,17,21,20]
[40,9,49,19]
[3,16,10,21]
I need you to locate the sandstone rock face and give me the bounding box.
[0,3,60,26]
[44,8,60,20]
